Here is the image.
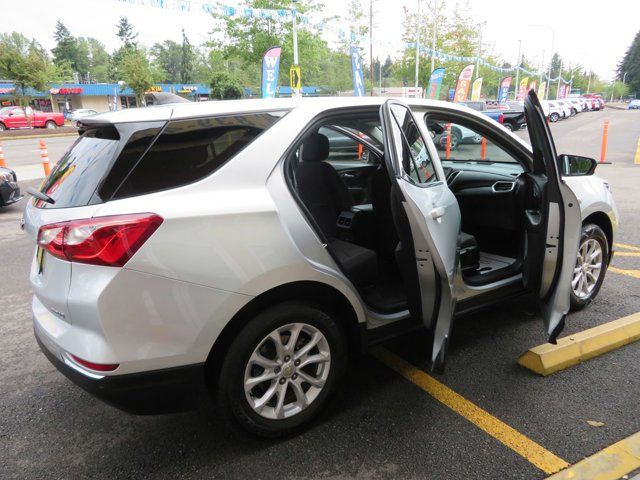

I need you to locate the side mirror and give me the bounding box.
[558,154,597,176]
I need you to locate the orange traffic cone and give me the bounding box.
[40,139,51,176]
[0,141,6,167]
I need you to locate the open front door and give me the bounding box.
[380,100,461,372]
[523,91,581,342]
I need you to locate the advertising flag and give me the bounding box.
[350,46,365,97]
[453,64,474,102]
[471,77,483,101]
[538,81,547,100]
[427,67,445,100]
[497,76,512,103]
[528,80,537,93]
[516,77,529,101]
[261,46,281,98]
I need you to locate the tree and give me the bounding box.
[208,0,347,92]
[116,16,138,49]
[210,71,244,99]
[180,29,196,83]
[150,40,182,83]
[119,48,158,105]
[52,20,90,76]
[617,30,640,96]
[85,38,111,82]
[0,33,67,121]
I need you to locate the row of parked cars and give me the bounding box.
[541,96,605,123]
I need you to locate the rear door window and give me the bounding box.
[113,112,285,199]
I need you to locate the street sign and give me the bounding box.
[290,65,301,94]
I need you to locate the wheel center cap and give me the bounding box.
[282,362,295,378]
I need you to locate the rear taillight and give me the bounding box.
[498,113,504,124]
[69,354,119,372]
[37,213,163,267]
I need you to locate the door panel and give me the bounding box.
[524,91,581,342]
[380,99,461,372]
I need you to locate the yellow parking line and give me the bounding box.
[518,312,640,376]
[546,431,640,480]
[371,347,570,474]
[609,267,640,280]
[615,242,640,252]
[614,252,640,257]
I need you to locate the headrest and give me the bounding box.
[301,133,329,162]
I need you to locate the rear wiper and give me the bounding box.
[27,187,55,204]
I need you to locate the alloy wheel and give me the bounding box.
[244,323,331,420]
[572,238,603,299]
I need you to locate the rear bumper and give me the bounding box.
[35,325,207,415]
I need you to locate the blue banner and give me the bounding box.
[350,46,365,97]
[497,76,512,103]
[426,67,445,100]
[261,46,281,99]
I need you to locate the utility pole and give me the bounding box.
[430,0,438,74]
[292,2,300,98]
[414,0,421,96]
[514,39,522,100]
[539,49,545,89]
[556,59,562,99]
[369,0,374,95]
[475,22,485,80]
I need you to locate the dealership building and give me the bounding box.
[0,82,212,113]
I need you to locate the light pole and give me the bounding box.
[292,2,300,98]
[514,39,522,100]
[414,0,421,95]
[528,24,555,99]
[475,21,486,80]
[539,49,545,89]
[556,59,563,99]
[430,0,439,74]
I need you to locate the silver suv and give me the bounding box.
[25,93,617,437]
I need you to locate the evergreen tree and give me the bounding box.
[180,29,195,83]
[617,30,640,95]
[116,16,138,49]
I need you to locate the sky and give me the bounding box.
[2,0,638,81]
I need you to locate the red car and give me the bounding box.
[0,106,65,131]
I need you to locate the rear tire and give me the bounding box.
[0,123,6,131]
[45,121,56,129]
[570,223,609,311]
[216,301,347,438]
[503,123,513,131]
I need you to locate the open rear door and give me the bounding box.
[523,91,581,342]
[379,99,461,372]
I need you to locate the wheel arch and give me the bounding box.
[204,280,362,389]
[583,211,613,259]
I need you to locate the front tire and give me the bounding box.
[217,302,347,438]
[570,224,609,311]
[550,112,560,123]
[45,121,57,129]
[0,123,6,131]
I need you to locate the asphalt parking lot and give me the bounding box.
[2,108,640,479]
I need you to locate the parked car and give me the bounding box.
[67,109,98,122]
[628,99,640,110]
[0,106,65,130]
[565,98,583,115]
[541,100,565,122]
[432,123,482,150]
[555,101,574,118]
[25,92,617,437]
[0,166,22,207]
[461,100,526,131]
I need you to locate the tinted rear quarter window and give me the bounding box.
[113,112,284,199]
[38,127,121,208]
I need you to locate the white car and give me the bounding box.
[565,98,583,114]
[555,100,574,118]
[25,92,617,437]
[541,100,563,122]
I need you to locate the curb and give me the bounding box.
[0,132,78,141]
[518,312,640,376]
